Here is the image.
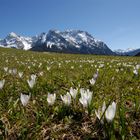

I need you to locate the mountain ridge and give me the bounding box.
[0,32,32,50]
[114,48,140,56]
[0,29,114,55]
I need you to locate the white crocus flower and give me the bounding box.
[116,69,119,73]
[93,71,99,79]
[47,67,50,71]
[12,69,17,75]
[27,79,36,88]
[71,66,74,69]
[89,78,96,85]
[99,64,104,68]
[20,93,31,106]
[79,96,88,108]
[9,69,12,74]
[95,101,106,123]
[79,88,93,107]
[27,74,36,88]
[0,79,5,89]
[136,64,140,70]
[18,72,23,78]
[90,71,99,85]
[69,87,78,99]
[47,93,56,105]
[39,71,44,76]
[31,74,37,81]
[61,92,71,106]
[79,88,84,94]
[4,67,8,72]
[105,101,117,123]
[133,69,138,75]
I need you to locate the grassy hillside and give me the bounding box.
[0,47,140,139]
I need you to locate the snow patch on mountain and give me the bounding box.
[47,41,55,48]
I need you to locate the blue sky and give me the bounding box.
[0,0,140,50]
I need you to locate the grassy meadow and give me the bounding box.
[0,47,140,139]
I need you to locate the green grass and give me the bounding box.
[0,47,140,139]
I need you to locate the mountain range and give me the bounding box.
[0,30,139,56]
[0,32,32,50]
[0,30,114,55]
[114,48,140,56]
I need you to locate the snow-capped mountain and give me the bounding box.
[0,30,114,55]
[0,32,33,50]
[31,30,114,55]
[114,48,140,56]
